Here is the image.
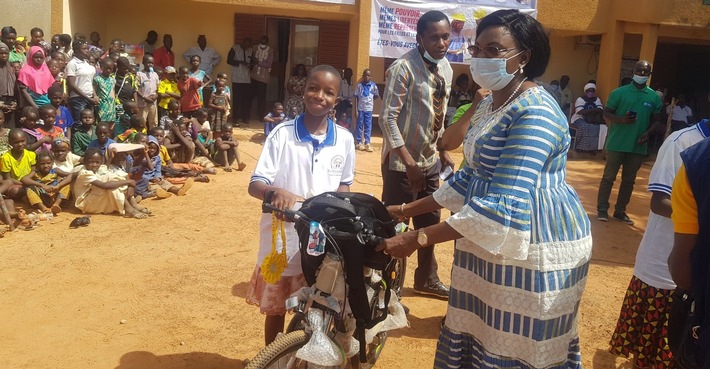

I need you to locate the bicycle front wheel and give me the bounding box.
[245,330,310,369]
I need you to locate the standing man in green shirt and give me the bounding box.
[597,60,662,225]
[1,27,25,65]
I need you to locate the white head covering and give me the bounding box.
[584,83,596,92]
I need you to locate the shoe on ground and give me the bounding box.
[356,143,365,151]
[613,212,634,225]
[155,188,172,199]
[597,212,608,222]
[364,144,373,152]
[413,281,450,299]
[177,177,195,196]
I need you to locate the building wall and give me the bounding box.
[2,0,53,39]
[61,0,361,80]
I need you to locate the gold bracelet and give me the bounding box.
[400,202,406,217]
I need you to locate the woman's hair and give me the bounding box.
[58,34,72,47]
[416,11,450,36]
[23,106,39,119]
[38,104,56,117]
[476,9,550,79]
[30,27,44,37]
[36,150,54,162]
[83,148,102,163]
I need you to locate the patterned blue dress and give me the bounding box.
[432,87,592,369]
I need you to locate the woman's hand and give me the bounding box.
[376,230,420,258]
[386,204,407,222]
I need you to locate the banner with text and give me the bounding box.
[371,0,537,63]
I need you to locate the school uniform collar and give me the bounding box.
[294,114,336,148]
[695,119,710,138]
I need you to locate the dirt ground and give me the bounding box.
[1,126,654,369]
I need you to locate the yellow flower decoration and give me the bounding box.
[261,214,288,284]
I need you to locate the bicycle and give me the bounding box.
[246,192,408,369]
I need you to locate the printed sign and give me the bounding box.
[371,0,537,63]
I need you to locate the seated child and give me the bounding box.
[114,101,138,138]
[21,150,72,214]
[93,58,116,124]
[73,147,146,219]
[1,129,37,200]
[37,104,65,151]
[215,122,246,172]
[106,142,150,215]
[20,106,51,151]
[71,109,97,156]
[159,100,182,131]
[151,127,213,183]
[51,137,82,176]
[131,134,194,198]
[0,110,9,156]
[116,115,147,143]
[263,102,285,138]
[163,118,196,165]
[189,109,213,158]
[208,80,230,134]
[48,84,73,138]
[87,122,116,157]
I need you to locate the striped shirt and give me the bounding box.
[379,48,452,172]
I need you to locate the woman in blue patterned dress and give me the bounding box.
[379,9,592,369]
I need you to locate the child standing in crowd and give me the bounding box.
[87,121,115,157]
[21,150,71,214]
[215,122,246,172]
[71,108,96,156]
[177,66,202,118]
[1,129,37,200]
[262,102,284,138]
[157,66,180,118]
[48,84,73,139]
[188,55,211,105]
[247,65,355,345]
[73,147,146,218]
[37,104,64,151]
[51,137,81,175]
[137,55,159,130]
[208,80,230,134]
[93,58,116,124]
[114,57,137,113]
[353,68,379,152]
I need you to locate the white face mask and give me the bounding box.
[632,74,649,85]
[470,50,524,91]
[423,49,444,64]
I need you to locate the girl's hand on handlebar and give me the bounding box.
[376,230,419,258]
[270,188,304,221]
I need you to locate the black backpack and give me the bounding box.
[294,192,397,361]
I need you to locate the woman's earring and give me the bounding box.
[519,65,525,73]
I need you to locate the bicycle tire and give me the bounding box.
[245,330,309,369]
[391,257,407,297]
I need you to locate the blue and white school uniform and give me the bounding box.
[250,115,356,276]
[432,87,592,369]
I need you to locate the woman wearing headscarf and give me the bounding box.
[0,42,17,126]
[17,46,56,108]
